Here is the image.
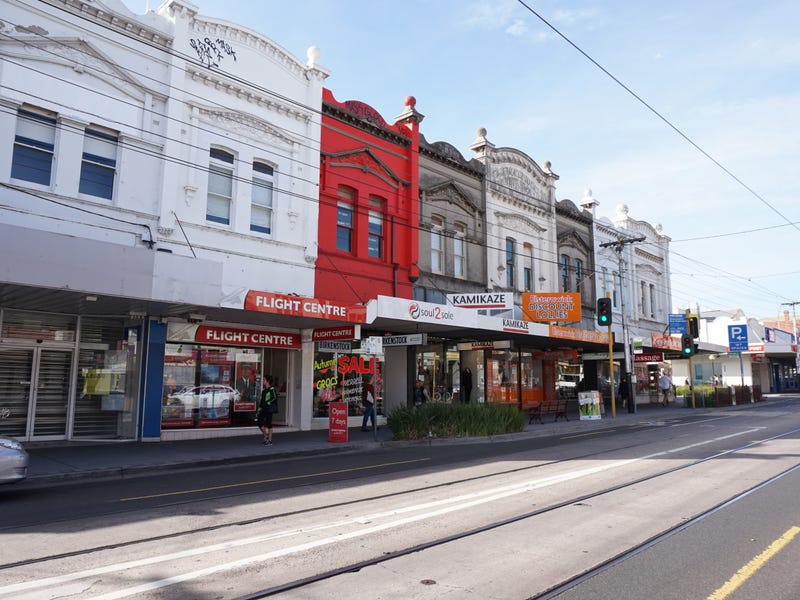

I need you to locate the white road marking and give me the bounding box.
[0,428,762,599]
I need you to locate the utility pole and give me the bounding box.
[781,301,800,383]
[600,236,645,414]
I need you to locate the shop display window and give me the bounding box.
[161,345,284,429]
[313,348,383,418]
[486,349,519,404]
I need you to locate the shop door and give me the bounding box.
[0,347,71,440]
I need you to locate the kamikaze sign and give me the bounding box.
[446,292,512,310]
[521,292,581,322]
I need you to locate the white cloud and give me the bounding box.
[505,19,528,36]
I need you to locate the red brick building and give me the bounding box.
[316,89,422,303]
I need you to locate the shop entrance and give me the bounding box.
[0,346,72,440]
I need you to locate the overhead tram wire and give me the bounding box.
[515,0,800,237]
[9,4,777,306]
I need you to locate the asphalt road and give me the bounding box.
[1,403,798,599]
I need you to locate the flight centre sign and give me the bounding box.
[521,292,582,322]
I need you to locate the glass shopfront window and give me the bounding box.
[162,344,288,429]
[313,348,383,419]
[519,351,544,406]
[486,349,519,404]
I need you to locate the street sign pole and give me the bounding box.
[685,309,695,409]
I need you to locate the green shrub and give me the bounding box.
[387,402,525,440]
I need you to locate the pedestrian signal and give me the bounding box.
[597,298,612,326]
[681,333,695,356]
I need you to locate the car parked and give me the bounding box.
[166,384,240,419]
[0,435,28,484]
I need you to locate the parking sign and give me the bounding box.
[728,325,749,351]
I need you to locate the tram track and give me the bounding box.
[229,427,800,599]
[2,421,797,599]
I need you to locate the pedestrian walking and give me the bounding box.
[361,376,376,431]
[618,373,629,409]
[462,367,473,403]
[257,375,278,445]
[414,379,430,407]
[658,370,672,406]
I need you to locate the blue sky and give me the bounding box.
[133,1,800,319]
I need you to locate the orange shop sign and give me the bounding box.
[522,292,582,322]
[245,291,366,322]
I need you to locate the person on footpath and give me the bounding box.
[361,376,377,432]
[658,370,672,406]
[257,375,278,445]
[414,379,430,407]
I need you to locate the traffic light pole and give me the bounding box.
[600,236,645,414]
[685,309,696,409]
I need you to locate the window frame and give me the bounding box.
[367,196,385,259]
[11,108,56,186]
[79,127,118,200]
[206,147,235,225]
[336,186,355,253]
[250,160,274,235]
[505,238,515,288]
[561,254,570,292]
[430,215,443,273]
[453,222,466,279]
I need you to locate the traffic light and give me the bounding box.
[597,297,612,326]
[688,316,699,338]
[681,333,695,357]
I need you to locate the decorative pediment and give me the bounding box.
[494,212,547,236]
[635,263,663,277]
[323,147,410,189]
[195,105,298,148]
[422,180,481,215]
[0,37,161,102]
[558,229,592,255]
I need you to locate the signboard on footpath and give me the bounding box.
[327,402,348,443]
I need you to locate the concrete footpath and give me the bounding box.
[15,399,750,488]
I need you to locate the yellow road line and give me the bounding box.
[707,525,800,600]
[119,457,431,502]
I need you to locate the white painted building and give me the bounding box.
[469,127,560,311]
[0,0,328,441]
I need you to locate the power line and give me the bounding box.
[515,0,800,237]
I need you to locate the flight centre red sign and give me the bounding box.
[244,291,366,323]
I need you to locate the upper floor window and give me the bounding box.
[639,281,648,317]
[79,127,118,200]
[505,238,515,288]
[336,186,355,252]
[207,148,234,225]
[431,215,443,273]
[11,108,56,186]
[649,283,656,318]
[367,196,384,258]
[561,255,570,292]
[574,258,583,293]
[250,161,274,235]
[523,243,533,291]
[601,267,610,298]
[453,222,466,278]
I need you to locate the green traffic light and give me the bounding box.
[599,315,608,323]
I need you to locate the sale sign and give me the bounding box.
[327,402,349,443]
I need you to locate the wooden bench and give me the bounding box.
[526,398,569,424]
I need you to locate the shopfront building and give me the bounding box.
[158,322,299,437]
[0,309,141,441]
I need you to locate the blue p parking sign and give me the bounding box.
[728,325,749,351]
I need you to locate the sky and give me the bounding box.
[131,0,800,320]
